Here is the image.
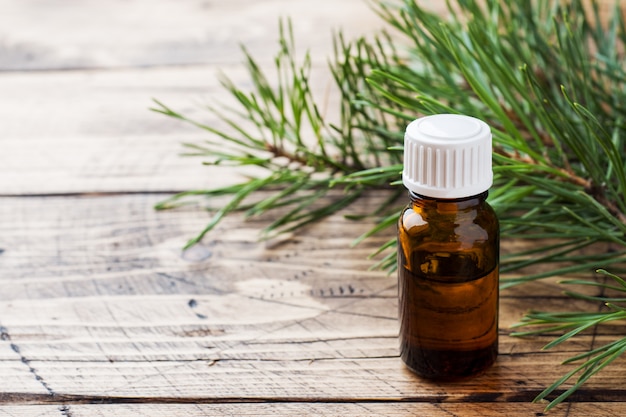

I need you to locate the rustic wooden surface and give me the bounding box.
[1,1,625,416]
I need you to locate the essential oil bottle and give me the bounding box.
[397,114,499,380]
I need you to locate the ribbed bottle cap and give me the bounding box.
[403,114,493,199]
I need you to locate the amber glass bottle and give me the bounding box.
[398,114,499,380]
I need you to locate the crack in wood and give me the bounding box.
[0,390,619,406]
[0,389,625,407]
[58,405,74,417]
[212,355,401,363]
[243,335,399,345]
[0,325,55,397]
[0,393,484,405]
[0,325,73,415]
[433,402,461,417]
[562,402,572,417]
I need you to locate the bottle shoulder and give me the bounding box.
[398,199,499,281]
[399,199,498,237]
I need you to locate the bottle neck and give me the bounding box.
[408,190,488,211]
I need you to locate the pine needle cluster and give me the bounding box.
[152,0,626,410]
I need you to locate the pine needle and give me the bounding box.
[513,270,626,411]
[153,0,626,407]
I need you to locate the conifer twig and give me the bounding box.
[154,1,626,407]
[512,270,626,411]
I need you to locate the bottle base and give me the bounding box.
[400,343,497,381]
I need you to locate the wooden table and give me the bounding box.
[1,1,625,415]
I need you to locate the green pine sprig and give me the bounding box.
[511,269,626,411]
[366,0,626,284]
[153,0,626,279]
[153,0,626,407]
[151,19,402,249]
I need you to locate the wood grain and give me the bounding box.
[0,0,449,196]
[3,403,626,417]
[0,191,623,415]
[2,0,626,415]
[0,59,333,195]
[0,0,385,71]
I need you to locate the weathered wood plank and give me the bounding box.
[0,66,290,195]
[3,1,626,414]
[0,191,619,409]
[0,60,366,195]
[6,402,626,417]
[0,0,447,196]
[0,0,385,71]
[0,0,378,196]
[0,403,619,417]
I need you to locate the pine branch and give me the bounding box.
[154,0,626,275]
[154,1,626,407]
[511,270,626,411]
[151,19,401,245]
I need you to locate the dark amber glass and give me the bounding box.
[397,191,499,379]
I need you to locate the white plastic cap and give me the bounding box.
[402,114,493,199]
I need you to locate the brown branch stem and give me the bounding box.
[495,146,626,227]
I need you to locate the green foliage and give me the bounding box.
[366,0,626,285]
[512,270,626,411]
[153,0,626,408]
[153,0,626,282]
[152,20,403,248]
